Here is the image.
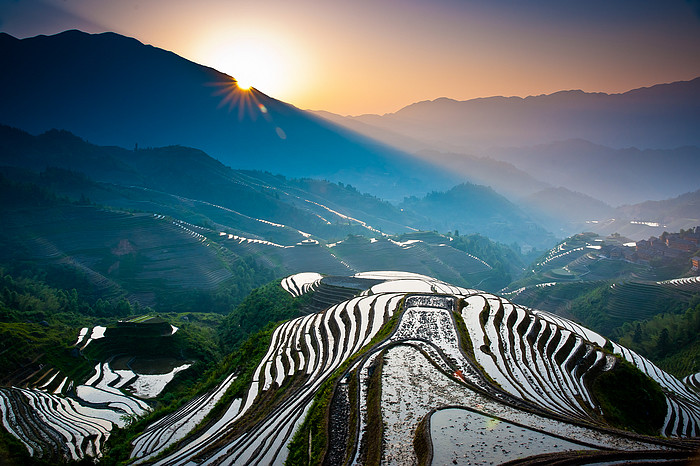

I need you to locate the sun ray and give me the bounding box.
[207,77,286,140]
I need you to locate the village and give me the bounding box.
[630,227,700,272]
[600,227,700,273]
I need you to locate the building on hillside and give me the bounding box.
[667,237,696,252]
[683,227,700,245]
[692,256,700,272]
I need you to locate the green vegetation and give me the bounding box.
[0,267,129,385]
[150,255,277,316]
[616,299,700,377]
[452,302,474,358]
[219,280,312,352]
[363,351,385,466]
[591,358,667,436]
[0,265,231,387]
[398,182,557,249]
[284,375,333,466]
[0,172,63,209]
[560,283,697,345]
[0,322,94,386]
[0,266,136,322]
[0,425,35,466]
[446,233,526,290]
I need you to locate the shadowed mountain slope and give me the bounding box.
[0,30,458,201]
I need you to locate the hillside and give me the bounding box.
[522,187,615,235]
[399,182,557,250]
[501,229,700,377]
[0,123,526,285]
[0,30,459,201]
[316,80,700,207]
[6,272,696,464]
[3,27,699,466]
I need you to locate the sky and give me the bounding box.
[2,0,700,116]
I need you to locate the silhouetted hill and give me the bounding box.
[1,125,560,250]
[317,80,700,206]
[317,78,700,205]
[0,30,458,201]
[351,79,700,150]
[522,187,614,235]
[413,149,549,200]
[616,189,700,221]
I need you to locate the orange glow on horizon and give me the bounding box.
[193,28,314,106]
[3,0,699,116]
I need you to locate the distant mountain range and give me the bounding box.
[343,78,700,150]
[0,30,459,201]
[316,79,700,207]
[489,139,700,206]
[2,29,698,242]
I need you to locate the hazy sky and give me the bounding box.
[2,0,700,115]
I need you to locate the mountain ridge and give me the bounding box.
[377,77,700,123]
[0,29,460,201]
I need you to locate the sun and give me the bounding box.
[235,80,251,91]
[207,37,289,96]
[197,29,313,103]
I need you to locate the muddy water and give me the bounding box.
[430,408,592,465]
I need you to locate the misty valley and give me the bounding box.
[1,30,700,466]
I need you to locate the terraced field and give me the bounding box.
[2,271,698,463]
[0,354,151,462]
[659,276,700,293]
[607,280,695,324]
[0,205,235,305]
[115,271,700,466]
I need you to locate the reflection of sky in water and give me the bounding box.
[430,408,593,465]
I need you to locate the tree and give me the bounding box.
[656,328,670,357]
[633,323,642,344]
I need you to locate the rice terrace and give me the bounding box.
[2,271,699,464]
[2,4,700,465]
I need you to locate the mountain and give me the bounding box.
[315,80,700,207]
[348,78,700,150]
[0,30,459,201]
[0,124,418,239]
[521,186,615,235]
[616,189,700,224]
[586,189,700,240]
[489,139,700,206]
[0,126,523,307]
[398,182,557,249]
